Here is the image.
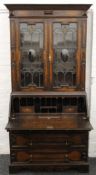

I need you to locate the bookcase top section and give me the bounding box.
[5,4,92,11]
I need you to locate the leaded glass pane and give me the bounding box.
[20,23,44,88]
[53,23,77,87]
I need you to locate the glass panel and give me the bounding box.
[53,23,77,87]
[20,23,44,87]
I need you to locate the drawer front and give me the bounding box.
[11,150,87,163]
[10,132,88,148]
[14,10,83,18]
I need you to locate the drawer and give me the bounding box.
[10,132,88,148]
[11,149,87,163]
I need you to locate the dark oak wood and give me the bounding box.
[11,91,86,96]
[5,4,92,173]
[5,4,92,11]
[9,163,89,173]
[10,131,88,148]
[6,116,92,131]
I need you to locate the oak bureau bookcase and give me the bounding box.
[5,4,92,173]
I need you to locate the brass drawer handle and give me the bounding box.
[28,141,33,146]
[28,154,33,162]
[65,154,68,158]
[65,140,70,146]
[64,153,69,162]
[30,154,33,159]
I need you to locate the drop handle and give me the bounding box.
[65,140,70,146]
[64,153,69,162]
[28,154,33,162]
[30,154,33,159]
[28,141,33,146]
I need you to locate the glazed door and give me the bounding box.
[15,19,49,90]
[48,19,84,91]
[13,18,85,91]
